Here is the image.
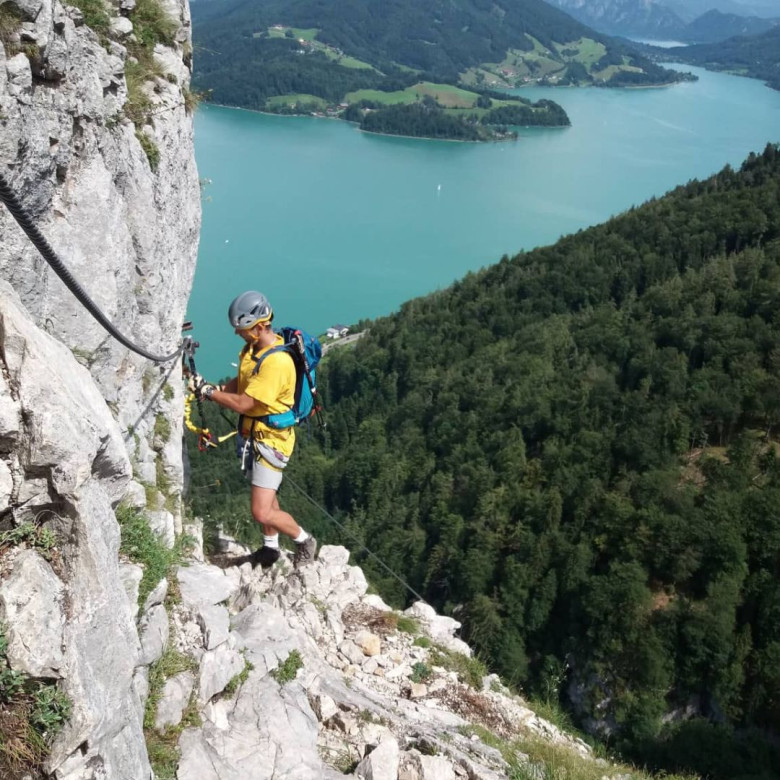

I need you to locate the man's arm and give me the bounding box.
[209,388,256,415]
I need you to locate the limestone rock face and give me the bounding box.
[0,0,200,532]
[0,285,150,777]
[0,0,199,771]
[0,549,66,678]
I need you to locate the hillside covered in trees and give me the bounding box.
[188,146,780,777]
[664,24,780,90]
[190,0,685,117]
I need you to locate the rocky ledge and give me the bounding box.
[127,525,600,780]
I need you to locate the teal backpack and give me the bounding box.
[245,327,324,429]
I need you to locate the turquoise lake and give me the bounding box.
[189,65,780,378]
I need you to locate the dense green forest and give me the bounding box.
[664,25,780,90]
[346,97,569,141]
[187,146,780,777]
[359,103,488,141]
[191,0,685,113]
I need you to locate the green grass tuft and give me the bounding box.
[0,4,22,52]
[395,615,419,634]
[410,662,432,683]
[115,503,184,607]
[223,658,254,696]
[123,0,177,129]
[154,414,172,444]
[1,624,71,778]
[131,0,177,48]
[144,646,200,780]
[136,131,160,171]
[429,645,488,689]
[0,523,57,561]
[270,650,303,684]
[67,0,111,38]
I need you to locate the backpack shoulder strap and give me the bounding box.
[250,344,289,376]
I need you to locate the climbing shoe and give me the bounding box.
[251,546,281,569]
[293,536,317,568]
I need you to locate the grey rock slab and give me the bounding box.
[177,562,236,608]
[183,518,205,561]
[17,476,52,505]
[148,508,175,549]
[178,675,338,780]
[339,639,366,666]
[119,562,143,620]
[13,0,43,19]
[43,35,68,81]
[0,458,13,511]
[355,734,400,780]
[133,666,149,714]
[362,593,393,612]
[405,602,472,658]
[419,754,458,780]
[318,545,350,567]
[139,603,169,666]
[197,603,230,650]
[0,369,21,443]
[109,15,133,36]
[123,479,148,508]
[0,549,65,677]
[155,670,195,730]
[143,576,169,613]
[198,637,244,705]
[0,282,131,503]
[6,53,32,98]
[309,691,338,721]
[45,482,148,778]
[230,602,299,676]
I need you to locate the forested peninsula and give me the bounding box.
[190,145,780,778]
[191,0,687,140]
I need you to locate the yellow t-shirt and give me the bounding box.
[237,336,296,458]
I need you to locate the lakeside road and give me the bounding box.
[321,331,366,356]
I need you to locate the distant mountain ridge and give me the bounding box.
[684,9,778,43]
[664,0,780,21]
[664,23,780,89]
[546,0,685,39]
[547,0,778,41]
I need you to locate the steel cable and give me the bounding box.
[0,171,183,363]
[285,474,429,606]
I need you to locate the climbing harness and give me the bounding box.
[0,171,183,363]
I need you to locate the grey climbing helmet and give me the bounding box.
[228,291,273,329]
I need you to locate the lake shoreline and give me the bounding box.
[190,65,780,379]
[204,103,570,143]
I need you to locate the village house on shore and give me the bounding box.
[326,324,350,339]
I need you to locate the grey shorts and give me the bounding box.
[245,440,290,491]
[249,460,284,491]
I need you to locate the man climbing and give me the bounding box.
[189,290,317,568]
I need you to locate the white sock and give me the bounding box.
[293,529,310,544]
[263,534,279,549]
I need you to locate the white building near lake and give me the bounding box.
[326,324,350,339]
